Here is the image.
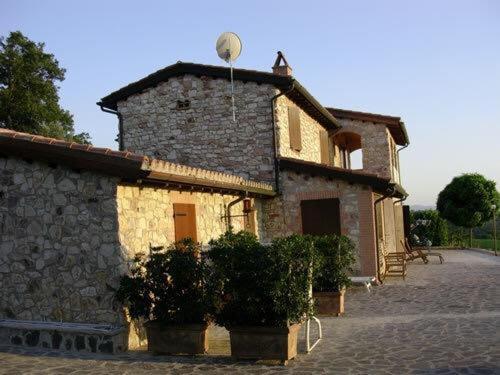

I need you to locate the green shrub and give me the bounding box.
[208,231,313,328]
[410,209,449,246]
[116,238,211,324]
[312,234,356,292]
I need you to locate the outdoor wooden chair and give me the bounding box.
[384,252,407,279]
[402,238,444,264]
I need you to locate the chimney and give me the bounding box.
[272,51,292,76]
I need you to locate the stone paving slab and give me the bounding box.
[0,250,499,374]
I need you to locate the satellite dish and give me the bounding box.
[216,32,242,62]
[216,32,242,122]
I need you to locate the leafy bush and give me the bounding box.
[410,209,449,246]
[208,231,314,328]
[312,235,356,292]
[116,239,211,324]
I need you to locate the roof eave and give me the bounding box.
[399,121,410,146]
[0,132,276,199]
[289,80,340,129]
[278,157,408,198]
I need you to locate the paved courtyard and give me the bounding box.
[0,249,499,374]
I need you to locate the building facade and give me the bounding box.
[0,53,410,351]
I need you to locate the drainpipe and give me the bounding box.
[98,103,124,151]
[373,185,397,283]
[226,195,245,231]
[270,84,295,194]
[396,140,410,185]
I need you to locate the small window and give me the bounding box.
[320,130,330,164]
[288,106,302,151]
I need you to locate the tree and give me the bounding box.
[0,31,91,144]
[437,174,499,247]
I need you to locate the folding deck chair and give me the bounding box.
[402,238,444,264]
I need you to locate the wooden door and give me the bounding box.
[301,198,341,235]
[173,203,197,242]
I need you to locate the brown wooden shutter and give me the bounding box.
[320,131,329,164]
[288,106,302,151]
[301,198,341,235]
[173,203,197,242]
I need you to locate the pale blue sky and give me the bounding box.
[2,0,499,206]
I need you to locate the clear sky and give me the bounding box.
[2,0,499,207]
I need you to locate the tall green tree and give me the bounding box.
[0,31,91,144]
[437,174,499,247]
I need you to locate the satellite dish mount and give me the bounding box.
[216,32,242,122]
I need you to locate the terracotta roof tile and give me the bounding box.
[0,128,275,197]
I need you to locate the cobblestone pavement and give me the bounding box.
[1,250,499,374]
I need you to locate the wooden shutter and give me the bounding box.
[301,198,341,235]
[288,106,302,151]
[402,205,411,239]
[173,203,197,242]
[375,202,384,242]
[320,131,329,164]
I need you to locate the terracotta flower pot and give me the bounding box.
[228,323,301,361]
[313,289,345,316]
[144,321,209,355]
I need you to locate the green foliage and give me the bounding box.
[471,238,496,251]
[0,31,91,144]
[409,209,449,246]
[312,235,356,292]
[447,224,468,248]
[437,174,499,229]
[208,231,314,328]
[116,239,211,324]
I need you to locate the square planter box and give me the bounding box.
[228,323,301,361]
[144,321,208,355]
[313,289,345,316]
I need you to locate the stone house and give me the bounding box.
[0,52,410,352]
[98,52,410,277]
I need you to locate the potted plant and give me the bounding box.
[208,232,313,361]
[312,235,355,316]
[116,239,212,355]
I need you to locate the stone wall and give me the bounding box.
[0,155,263,333]
[260,170,377,275]
[275,96,332,164]
[335,119,395,180]
[116,185,249,255]
[0,157,125,325]
[117,75,277,185]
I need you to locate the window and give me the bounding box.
[301,198,341,235]
[320,130,330,164]
[288,106,302,151]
